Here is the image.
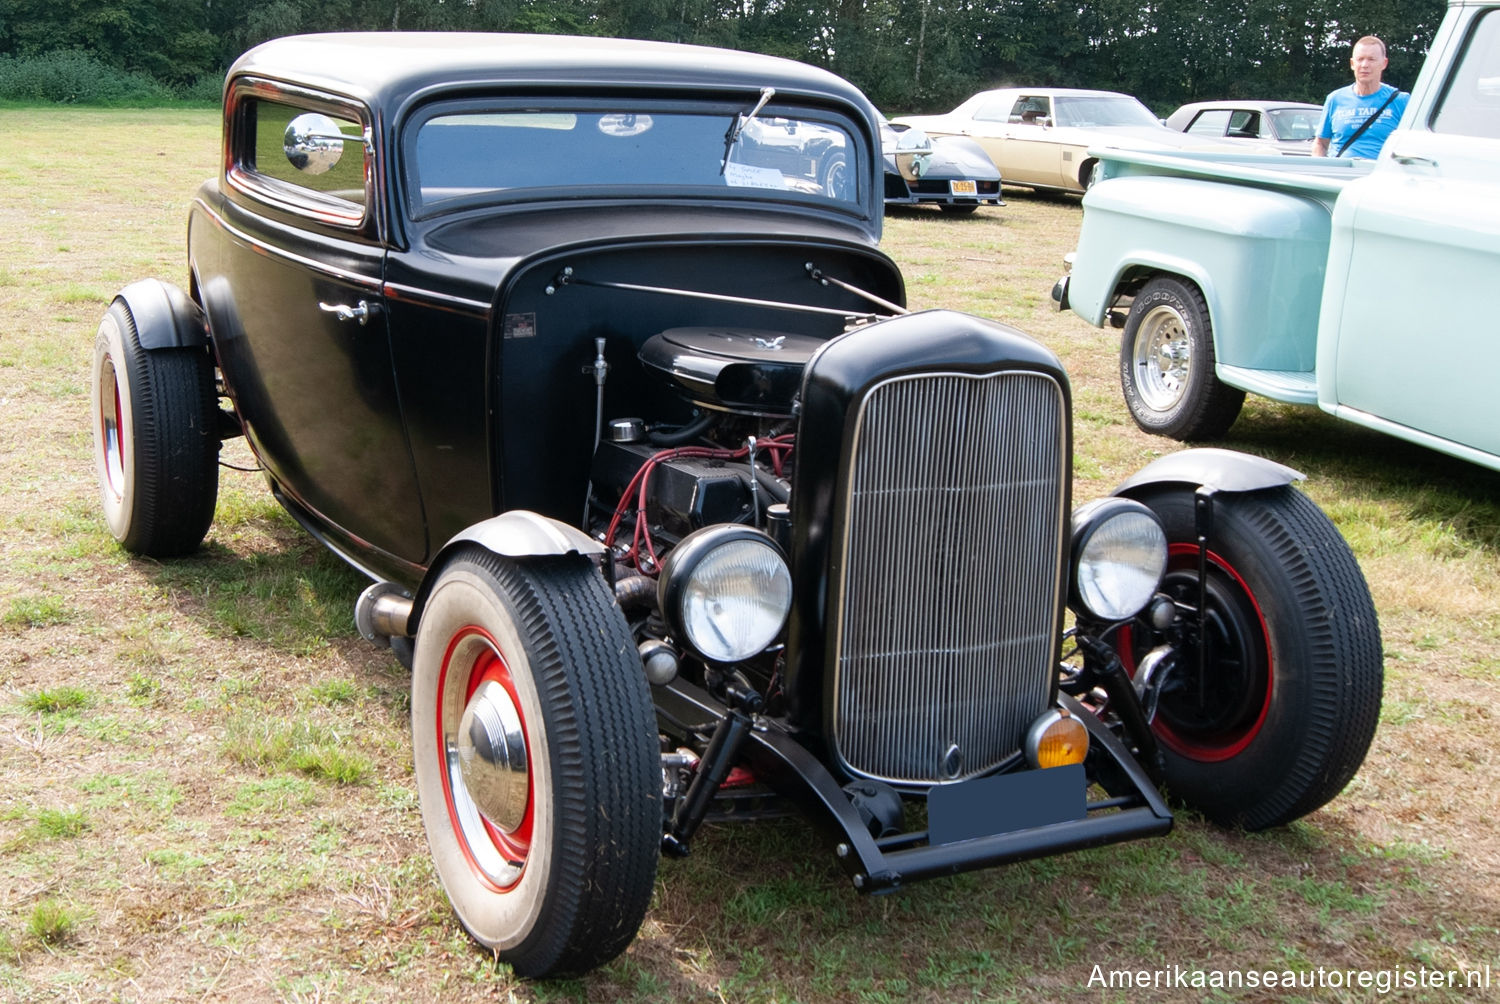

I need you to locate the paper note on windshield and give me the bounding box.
[724,162,785,189]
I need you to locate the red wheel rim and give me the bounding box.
[435,626,535,891]
[1125,543,1273,762]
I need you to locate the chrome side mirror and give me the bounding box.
[894,127,933,179]
[895,127,934,155]
[284,113,348,175]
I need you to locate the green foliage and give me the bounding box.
[225,777,318,818]
[32,807,88,840]
[2,595,73,628]
[223,712,374,785]
[177,74,224,105]
[0,51,175,104]
[27,899,78,946]
[20,686,91,714]
[290,746,372,785]
[0,1,1450,112]
[308,679,359,706]
[126,673,162,704]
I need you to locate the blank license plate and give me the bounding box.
[950,180,978,196]
[927,763,1086,845]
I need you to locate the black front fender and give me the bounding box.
[406,511,606,635]
[1113,447,1302,499]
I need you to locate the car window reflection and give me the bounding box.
[412,108,857,212]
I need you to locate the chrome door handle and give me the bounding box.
[319,300,371,325]
[1393,154,1438,167]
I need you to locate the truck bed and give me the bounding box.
[1089,147,1375,201]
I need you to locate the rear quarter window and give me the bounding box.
[1226,110,1260,137]
[1186,109,1231,136]
[250,100,369,208]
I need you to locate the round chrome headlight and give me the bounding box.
[1069,497,1168,622]
[658,527,792,664]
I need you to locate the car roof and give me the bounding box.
[1172,100,1324,112]
[966,87,1134,100]
[230,32,877,120]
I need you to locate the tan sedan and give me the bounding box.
[895,87,1239,194]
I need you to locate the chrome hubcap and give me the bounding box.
[457,680,529,831]
[98,358,125,499]
[1133,305,1191,412]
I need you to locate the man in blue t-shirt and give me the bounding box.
[1314,36,1408,159]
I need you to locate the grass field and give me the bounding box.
[1,106,1498,1002]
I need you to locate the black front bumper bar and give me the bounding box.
[655,681,1173,892]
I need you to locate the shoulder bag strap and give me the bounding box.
[1337,87,1402,157]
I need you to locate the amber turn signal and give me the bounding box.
[1025,708,1090,769]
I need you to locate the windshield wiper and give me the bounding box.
[721,86,776,174]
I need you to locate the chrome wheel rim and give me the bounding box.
[97,356,125,501]
[1132,304,1191,412]
[823,157,849,200]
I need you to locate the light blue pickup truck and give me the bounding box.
[1055,0,1499,471]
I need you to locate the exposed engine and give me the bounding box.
[590,326,817,541]
[586,325,814,716]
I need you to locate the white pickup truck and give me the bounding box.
[1055,0,1500,471]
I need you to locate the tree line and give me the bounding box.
[0,0,1447,112]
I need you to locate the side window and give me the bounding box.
[1432,9,1500,139]
[1185,109,1231,136]
[1009,96,1052,125]
[973,98,1013,122]
[250,100,369,207]
[1227,110,1260,137]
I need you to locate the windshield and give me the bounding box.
[408,104,858,215]
[1052,95,1160,128]
[1266,108,1321,141]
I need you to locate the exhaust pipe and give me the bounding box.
[355,582,414,647]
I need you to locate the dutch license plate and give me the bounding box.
[950,179,978,196]
[927,763,1086,845]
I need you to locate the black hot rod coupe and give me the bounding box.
[90,33,1383,977]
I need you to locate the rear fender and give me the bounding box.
[1068,246,1219,334]
[115,279,209,350]
[1072,176,1330,371]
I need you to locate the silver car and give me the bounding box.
[1164,100,1324,155]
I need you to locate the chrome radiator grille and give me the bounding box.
[831,371,1067,784]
